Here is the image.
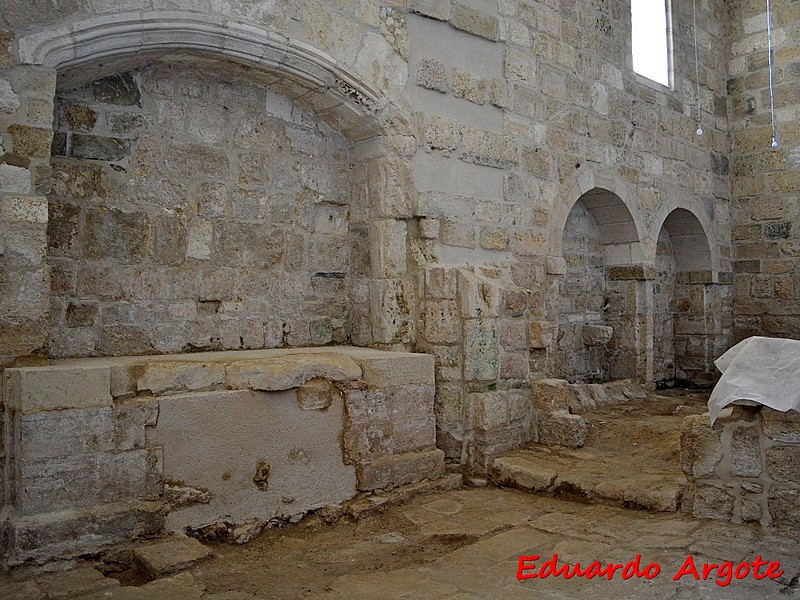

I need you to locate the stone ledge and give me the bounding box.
[356,448,445,491]
[6,500,164,566]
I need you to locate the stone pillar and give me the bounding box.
[0,64,56,367]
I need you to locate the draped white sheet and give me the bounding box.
[708,336,800,425]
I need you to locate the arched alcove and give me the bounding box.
[654,208,717,385]
[17,11,416,357]
[557,188,642,382]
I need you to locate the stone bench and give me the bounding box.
[2,347,443,565]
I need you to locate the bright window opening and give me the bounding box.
[631,0,671,87]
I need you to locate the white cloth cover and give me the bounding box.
[708,336,800,425]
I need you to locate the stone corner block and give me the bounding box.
[4,366,112,414]
[356,448,445,491]
[537,410,587,448]
[357,353,435,387]
[529,378,574,412]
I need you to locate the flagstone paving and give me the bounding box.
[1,486,798,599]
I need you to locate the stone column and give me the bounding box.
[0,64,56,367]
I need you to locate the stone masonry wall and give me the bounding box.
[559,200,607,382]
[47,63,354,357]
[682,405,800,532]
[728,0,800,341]
[653,227,676,384]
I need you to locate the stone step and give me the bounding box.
[491,449,685,512]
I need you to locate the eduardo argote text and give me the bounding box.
[517,553,783,587]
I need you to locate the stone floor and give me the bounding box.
[493,388,707,512]
[2,485,799,599]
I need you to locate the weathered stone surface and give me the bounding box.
[296,378,337,410]
[357,353,435,387]
[137,362,225,396]
[730,425,762,477]
[357,449,445,491]
[10,500,164,565]
[680,415,723,478]
[740,498,763,522]
[134,536,212,580]
[450,4,498,41]
[4,366,112,414]
[582,324,613,346]
[537,410,587,448]
[766,445,800,483]
[37,568,119,599]
[491,456,556,491]
[463,319,499,381]
[762,408,800,443]
[0,163,32,193]
[417,57,448,92]
[529,321,556,349]
[768,487,800,529]
[0,76,20,112]
[530,379,573,412]
[692,485,734,521]
[226,354,362,391]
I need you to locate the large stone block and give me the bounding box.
[357,352,435,387]
[463,319,499,381]
[766,446,800,483]
[137,362,225,396]
[469,391,508,431]
[762,408,800,443]
[389,384,437,453]
[4,366,112,414]
[768,487,800,529]
[420,299,460,344]
[9,500,164,566]
[680,415,723,478]
[692,485,734,521]
[731,425,762,477]
[225,354,362,391]
[458,270,501,318]
[529,378,573,412]
[18,401,156,460]
[450,3,498,41]
[356,448,445,491]
[537,411,586,448]
[370,219,407,278]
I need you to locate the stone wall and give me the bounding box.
[728,0,800,341]
[2,347,443,565]
[682,404,800,531]
[653,227,676,383]
[48,64,354,357]
[559,200,608,382]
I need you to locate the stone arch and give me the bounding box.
[549,168,647,262]
[652,206,725,385]
[15,11,395,141]
[651,200,721,276]
[19,11,417,357]
[550,176,648,383]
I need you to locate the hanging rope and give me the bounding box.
[693,0,702,136]
[766,0,778,147]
